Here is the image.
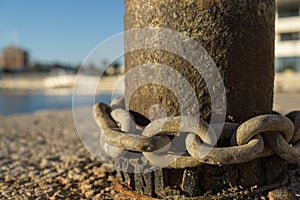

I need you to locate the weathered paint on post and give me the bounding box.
[123,0,282,198]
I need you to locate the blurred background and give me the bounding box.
[0,0,299,115]
[0,0,125,114]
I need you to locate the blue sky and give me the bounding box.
[0,0,124,66]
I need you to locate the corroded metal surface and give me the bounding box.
[264,132,300,162]
[187,134,264,165]
[93,103,170,153]
[236,115,294,145]
[94,102,300,165]
[124,0,275,122]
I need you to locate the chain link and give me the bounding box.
[186,133,264,165]
[142,116,214,168]
[99,97,129,158]
[235,115,294,145]
[93,101,300,167]
[286,111,300,143]
[93,103,170,152]
[263,132,300,161]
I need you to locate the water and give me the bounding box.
[0,92,114,115]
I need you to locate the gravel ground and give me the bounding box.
[0,95,300,199]
[0,110,120,199]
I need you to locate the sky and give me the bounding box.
[0,0,124,66]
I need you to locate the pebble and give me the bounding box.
[81,184,92,192]
[40,158,50,168]
[3,190,12,196]
[28,171,38,177]
[42,168,52,175]
[74,167,82,174]
[85,190,95,198]
[25,191,32,196]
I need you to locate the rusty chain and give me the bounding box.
[93,102,171,153]
[93,99,300,168]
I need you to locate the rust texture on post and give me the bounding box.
[122,0,281,198]
[124,0,275,122]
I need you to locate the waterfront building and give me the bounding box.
[276,0,300,72]
[0,46,29,71]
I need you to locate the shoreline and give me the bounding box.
[0,92,299,116]
[0,88,122,96]
[0,75,124,93]
[0,73,299,93]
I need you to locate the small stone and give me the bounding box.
[46,189,55,197]
[42,168,52,175]
[110,190,116,195]
[173,12,178,19]
[107,175,114,182]
[28,171,38,177]
[11,154,19,160]
[1,185,8,190]
[11,190,20,196]
[45,172,59,179]
[85,190,94,198]
[67,171,84,181]
[60,178,69,185]
[268,188,295,200]
[93,193,102,199]
[80,184,92,192]
[3,190,12,196]
[40,159,50,168]
[25,191,32,196]
[24,182,34,187]
[5,175,15,182]
[34,188,43,196]
[44,184,54,190]
[56,168,65,174]
[74,167,81,174]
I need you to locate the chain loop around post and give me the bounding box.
[93,101,300,166]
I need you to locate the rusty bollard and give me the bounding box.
[98,0,295,199]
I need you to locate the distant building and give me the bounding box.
[0,46,29,71]
[275,0,300,72]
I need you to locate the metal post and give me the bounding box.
[122,0,286,198]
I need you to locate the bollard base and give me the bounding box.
[115,155,294,199]
[115,174,293,200]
